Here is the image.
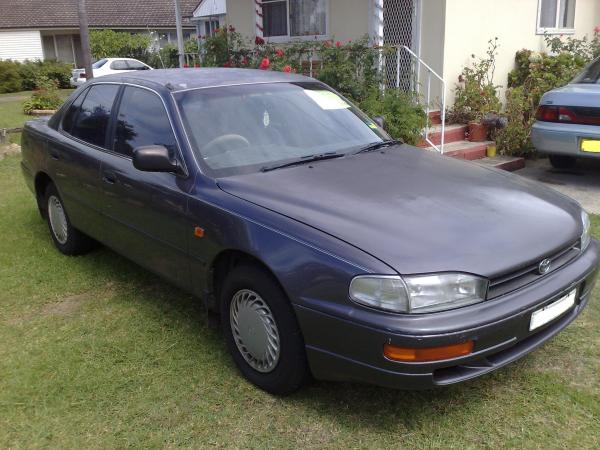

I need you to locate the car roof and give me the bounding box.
[95,68,314,92]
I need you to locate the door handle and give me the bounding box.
[102,170,117,184]
[50,149,60,160]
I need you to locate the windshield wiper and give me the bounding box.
[354,139,402,154]
[261,152,344,172]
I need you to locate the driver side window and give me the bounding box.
[113,86,178,158]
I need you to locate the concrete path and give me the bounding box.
[515,158,600,214]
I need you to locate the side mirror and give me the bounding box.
[133,145,181,174]
[372,116,386,129]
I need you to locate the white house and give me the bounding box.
[207,0,600,105]
[0,0,199,66]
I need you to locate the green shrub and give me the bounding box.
[22,78,63,114]
[0,60,23,93]
[19,60,72,90]
[360,89,427,145]
[496,86,535,156]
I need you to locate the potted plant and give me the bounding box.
[449,39,503,142]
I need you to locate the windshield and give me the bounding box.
[92,59,108,69]
[175,82,389,177]
[572,57,600,84]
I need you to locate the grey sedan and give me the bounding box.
[532,57,600,168]
[20,69,600,394]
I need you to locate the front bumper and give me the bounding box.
[295,239,600,389]
[531,121,600,157]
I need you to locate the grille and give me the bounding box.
[488,241,581,299]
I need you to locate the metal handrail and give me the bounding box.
[394,45,446,154]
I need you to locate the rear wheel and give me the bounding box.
[44,184,95,255]
[220,264,309,395]
[549,155,576,169]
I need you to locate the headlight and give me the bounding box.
[349,273,488,314]
[581,209,591,251]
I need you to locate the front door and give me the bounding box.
[97,85,193,290]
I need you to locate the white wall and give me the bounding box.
[0,30,44,62]
[443,0,600,105]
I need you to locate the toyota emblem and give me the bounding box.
[538,259,551,275]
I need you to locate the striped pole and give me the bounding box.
[255,0,264,38]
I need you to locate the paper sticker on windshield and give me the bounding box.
[304,90,351,110]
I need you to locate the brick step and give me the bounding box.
[418,124,468,147]
[472,155,526,172]
[435,140,494,161]
[428,110,442,125]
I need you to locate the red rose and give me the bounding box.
[283,65,292,73]
[223,61,231,68]
[241,57,249,66]
[595,26,600,34]
[259,57,270,70]
[183,63,189,68]
[194,63,200,68]
[335,41,342,48]
[215,28,220,34]
[255,36,265,45]
[275,48,284,58]
[229,25,236,32]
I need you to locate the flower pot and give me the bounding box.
[468,122,488,142]
[486,144,497,158]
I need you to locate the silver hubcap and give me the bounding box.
[230,289,280,373]
[48,195,68,245]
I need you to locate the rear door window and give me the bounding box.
[113,86,177,157]
[70,84,120,148]
[110,60,129,70]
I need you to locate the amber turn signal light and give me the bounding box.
[383,341,474,362]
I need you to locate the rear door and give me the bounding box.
[48,83,120,240]
[96,85,193,289]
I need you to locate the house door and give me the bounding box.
[381,0,420,90]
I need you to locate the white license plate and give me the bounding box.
[530,289,576,331]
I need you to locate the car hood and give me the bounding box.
[217,145,583,278]
[541,83,600,107]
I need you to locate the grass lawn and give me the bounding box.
[0,154,599,449]
[0,90,73,145]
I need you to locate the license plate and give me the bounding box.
[581,139,600,152]
[530,289,576,331]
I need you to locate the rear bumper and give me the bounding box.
[295,240,600,389]
[531,121,600,157]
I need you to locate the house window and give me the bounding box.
[537,0,576,34]
[262,0,327,39]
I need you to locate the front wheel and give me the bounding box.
[549,155,576,169]
[44,184,95,255]
[220,264,309,395]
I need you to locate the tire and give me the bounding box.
[549,155,576,169]
[220,264,309,395]
[44,184,95,255]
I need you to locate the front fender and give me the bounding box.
[187,182,396,310]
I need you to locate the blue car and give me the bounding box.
[21,69,599,394]
[532,56,600,168]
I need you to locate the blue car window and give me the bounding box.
[113,86,177,158]
[69,84,120,148]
